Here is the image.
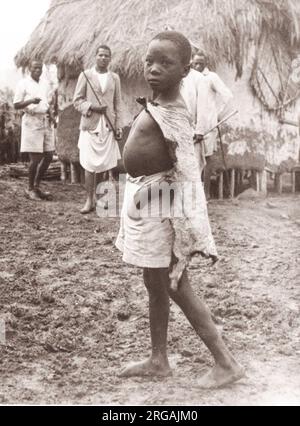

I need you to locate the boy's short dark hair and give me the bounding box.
[152,31,191,65]
[96,45,112,56]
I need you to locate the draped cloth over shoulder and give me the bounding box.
[146,100,218,287]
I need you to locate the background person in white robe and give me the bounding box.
[180,64,210,176]
[14,60,55,201]
[192,51,234,199]
[74,45,123,214]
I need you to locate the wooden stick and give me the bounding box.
[218,171,224,200]
[230,169,235,198]
[81,69,117,138]
[217,126,231,198]
[202,110,238,137]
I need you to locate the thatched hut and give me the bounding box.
[15,0,300,191]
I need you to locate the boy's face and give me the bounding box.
[144,39,189,93]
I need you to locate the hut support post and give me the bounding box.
[259,169,267,195]
[292,166,300,193]
[292,170,296,194]
[60,161,67,182]
[250,170,257,190]
[256,171,260,192]
[218,171,224,200]
[274,173,283,194]
[230,169,235,198]
[236,170,243,194]
[70,162,80,184]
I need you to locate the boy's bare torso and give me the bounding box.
[123,109,173,177]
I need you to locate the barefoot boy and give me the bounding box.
[116,31,244,388]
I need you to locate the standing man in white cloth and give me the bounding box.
[180,64,209,177]
[73,45,123,214]
[14,60,55,201]
[192,51,234,199]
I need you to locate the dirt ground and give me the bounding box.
[0,169,299,406]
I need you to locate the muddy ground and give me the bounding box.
[0,169,299,406]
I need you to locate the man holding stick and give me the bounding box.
[192,51,234,199]
[73,45,123,214]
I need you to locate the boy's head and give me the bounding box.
[144,31,191,94]
[95,45,111,72]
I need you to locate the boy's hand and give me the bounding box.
[91,105,107,114]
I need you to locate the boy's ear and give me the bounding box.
[182,64,190,78]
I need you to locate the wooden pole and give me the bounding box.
[292,170,296,194]
[218,171,224,200]
[274,173,283,194]
[256,171,260,192]
[230,169,235,198]
[260,170,267,195]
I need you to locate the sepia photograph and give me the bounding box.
[0,0,299,407]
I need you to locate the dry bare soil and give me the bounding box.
[0,171,299,405]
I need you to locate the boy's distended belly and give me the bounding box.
[123,110,173,178]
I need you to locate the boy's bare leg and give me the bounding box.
[80,170,95,213]
[119,268,172,378]
[167,270,245,388]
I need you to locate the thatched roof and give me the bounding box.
[15,0,300,80]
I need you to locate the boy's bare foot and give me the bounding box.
[119,358,172,378]
[197,363,245,389]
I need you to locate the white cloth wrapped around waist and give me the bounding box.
[78,115,121,173]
